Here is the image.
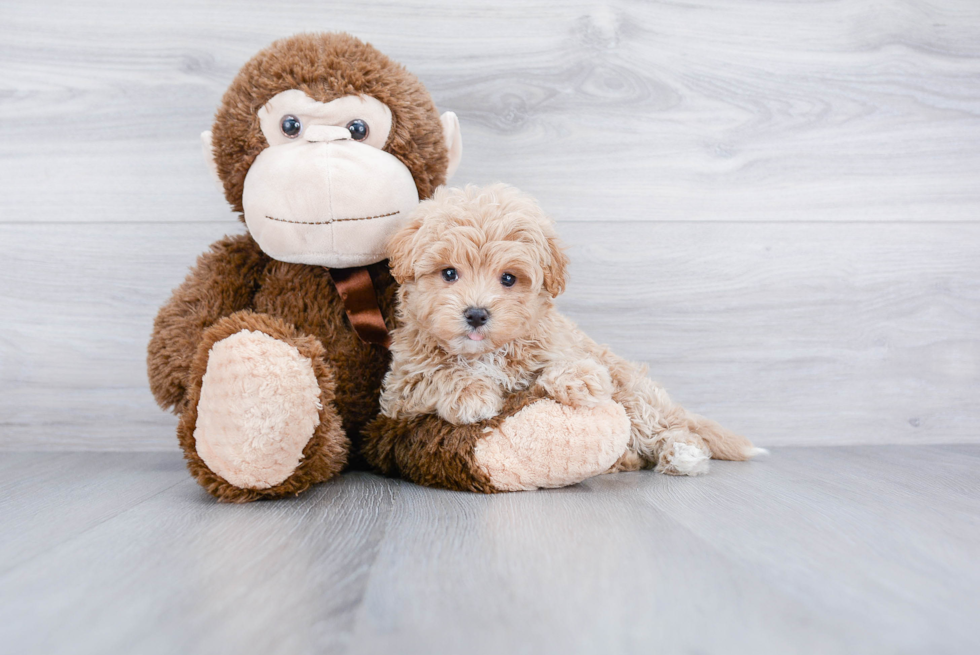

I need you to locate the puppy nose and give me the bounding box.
[463,307,490,328]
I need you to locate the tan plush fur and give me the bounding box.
[362,386,629,492]
[175,310,349,503]
[194,330,323,489]
[382,184,763,476]
[472,397,631,491]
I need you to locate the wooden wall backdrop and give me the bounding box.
[1,0,978,450]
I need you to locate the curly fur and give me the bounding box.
[381,184,762,475]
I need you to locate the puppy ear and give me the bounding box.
[386,216,423,284]
[542,236,569,297]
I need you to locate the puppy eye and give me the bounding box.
[442,268,458,283]
[500,273,517,287]
[280,115,302,138]
[346,119,369,141]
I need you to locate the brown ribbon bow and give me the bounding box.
[328,266,391,349]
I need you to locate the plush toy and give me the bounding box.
[148,33,631,502]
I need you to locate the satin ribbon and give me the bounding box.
[328,266,392,349]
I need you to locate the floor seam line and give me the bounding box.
[0,475,190,579]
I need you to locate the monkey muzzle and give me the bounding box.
[242,135,420,268]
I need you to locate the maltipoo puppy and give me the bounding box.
[381,184,764,476]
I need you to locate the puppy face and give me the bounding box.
[387,184,569,355]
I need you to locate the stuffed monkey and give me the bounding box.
[147,33,631,502]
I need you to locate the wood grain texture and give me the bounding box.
[0,452,187,574]
[0,222,243,450]
[1,220,977,449]
[0,462,400,655]
[0,448,978,654]
[0,1,978,223]
[1,0,978,450]
[559,220,980,446]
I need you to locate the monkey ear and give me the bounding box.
[440,112,463,183]
[543,236,570,298]
[200,130,223,190]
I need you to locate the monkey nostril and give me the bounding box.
[303,124,352,143]
[463,307,490,328]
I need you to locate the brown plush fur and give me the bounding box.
[177,311,348,502]
[210,32,449,216]
[149,232,398,501]
[148,235,271,414]
[362,387,551,493]
[149,234,397,435]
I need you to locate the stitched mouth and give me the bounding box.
[265,210,400,226]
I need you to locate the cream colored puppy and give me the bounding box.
[381,184,764,475]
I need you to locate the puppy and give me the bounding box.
[381,184,764,476]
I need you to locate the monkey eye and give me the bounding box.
[280,115,302,138]
[442,268,458,283]
[500,273,517,287]
[346,119,369,141]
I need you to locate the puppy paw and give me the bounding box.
[436,380,503,425]
[657,440,711,476]
[536,359,614,408]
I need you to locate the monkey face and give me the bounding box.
[204,33,463,268]
[240,90,421,268]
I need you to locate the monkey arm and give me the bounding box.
[363,389,547,493]
[362,388,631,492]
[147,233,270,413]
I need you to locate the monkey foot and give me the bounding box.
[473,399,631,491]
[194,329,323,489]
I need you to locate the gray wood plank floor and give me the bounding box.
[2,447,978,655]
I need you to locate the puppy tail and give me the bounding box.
[687,412,765,461]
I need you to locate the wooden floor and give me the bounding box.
[1,446,978,654]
